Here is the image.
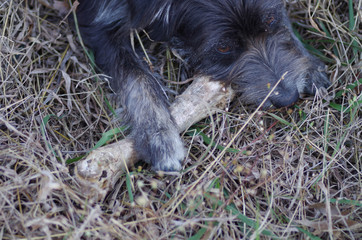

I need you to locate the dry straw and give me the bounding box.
[0,0,361,239]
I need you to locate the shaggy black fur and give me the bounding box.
[74,0,330,171]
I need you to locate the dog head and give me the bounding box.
[158,0,330,109]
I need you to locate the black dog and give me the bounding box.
[74,0,330,171]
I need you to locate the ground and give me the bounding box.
[0,0,361,239]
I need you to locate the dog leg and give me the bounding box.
[74,1,185,172]
[95,43,185,172]
[119,68,185,172]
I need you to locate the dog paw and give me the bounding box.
[149,128,185,172]
[134,127,185,172]
[151,154,183,172]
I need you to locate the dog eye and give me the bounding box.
[216,43,232,54]
[264,13,277,28]
[266,16,275,26]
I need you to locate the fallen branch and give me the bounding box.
[74,76,235,200]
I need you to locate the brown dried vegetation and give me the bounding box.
[0,0,361,239]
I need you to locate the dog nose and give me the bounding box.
[269,88,299,108]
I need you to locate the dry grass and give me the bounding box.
[1,0,361,239]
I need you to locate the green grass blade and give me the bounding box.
[41,114,58,157]
[188,227,207,240]
[330,198,362,207]
[267,113,294,127]
[126,172,134,203]
[91,126,127,151]
[296,227,322,240]
[204,193,278,238]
